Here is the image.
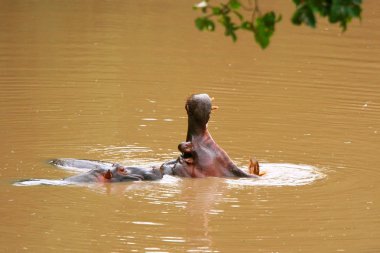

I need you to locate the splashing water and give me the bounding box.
[226,163,325,187]
[13,162,324,187]
[14,179,76,187]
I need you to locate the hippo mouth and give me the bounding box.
[181,150,194,164]
[182,151,193,159]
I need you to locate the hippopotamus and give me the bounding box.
[64,164,162,183]
[55,162,163,183]
[50,159,163,182]
[50,93,261,183]
[160,93,260,178]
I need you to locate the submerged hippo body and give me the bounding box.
[161,94,260,178]
[51,159,163,182]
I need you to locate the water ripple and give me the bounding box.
[226,163,325,187]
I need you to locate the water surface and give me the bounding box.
[0,1,379,252]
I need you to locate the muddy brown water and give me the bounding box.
[0,1,379,252]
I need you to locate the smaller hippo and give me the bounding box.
[56,160,163,183]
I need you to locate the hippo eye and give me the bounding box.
[118,167,125,172]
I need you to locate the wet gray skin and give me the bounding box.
[52,160,163,182]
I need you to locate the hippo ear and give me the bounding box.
[103,169,113,180]
[249,158,260,176]
[185,104,193,115]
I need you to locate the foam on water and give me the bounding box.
[14,179,77,186]
[226,163,325,187]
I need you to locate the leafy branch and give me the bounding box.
[193,0,362,48]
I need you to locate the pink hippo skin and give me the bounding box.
[161,94,261,178]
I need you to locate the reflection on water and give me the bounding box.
[14,179,74,186]
[1,0,380,252]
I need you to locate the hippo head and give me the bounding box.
[64,165,142,183]
[186,94,217,127]
[99,165,143,182]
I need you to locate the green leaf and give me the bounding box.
[212,7,222,15]
[195,17,216,31]
[241,21,253,31]
[313,0,331,16]
[195,17,206,30]
[254,12,279,49]
[262,11,277,27]
[255,25,270,49]
[228,0,241,10]
[328,0,362,31]
[291,4,316,28]
[290,0,362,32]
[219,15,239,42]
[350,5,362,17]
[206,19,215,31]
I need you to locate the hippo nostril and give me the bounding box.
[103,169,113,179]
